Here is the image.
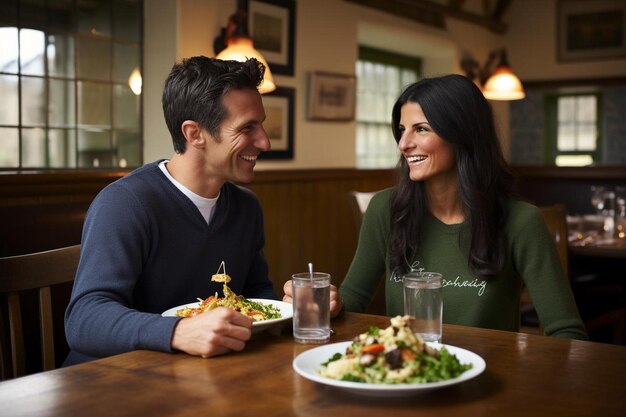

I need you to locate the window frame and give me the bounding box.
[355,46,422,169]
[0,0,143,171]
[544,92,602,165]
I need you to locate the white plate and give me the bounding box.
[161,298,293,334]
[292,341,485,397]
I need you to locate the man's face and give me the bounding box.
[204,88,270,184]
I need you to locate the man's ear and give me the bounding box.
[181,120,206,149]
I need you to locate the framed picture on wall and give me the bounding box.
[248,0,296,75]
[558,0,626,61]
[307,71,356,121]
[260,87,295,160]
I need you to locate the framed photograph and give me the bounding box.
[307,71,357,121]
[558,0,626,61]
[260,87,294,160]
[248,0,296,75]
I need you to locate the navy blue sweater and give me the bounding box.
[64,161,276,365]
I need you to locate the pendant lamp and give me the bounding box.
[214,0,276,94]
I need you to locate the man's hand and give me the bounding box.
[171,307,253,358]
[282,280,343,318]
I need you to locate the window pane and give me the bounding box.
[576,96,596,122]
[557,125,575,150]
[77,36,111,80]
[400,69,417,88]
[0,127,19,167]
[47,33,75,77]
[19,28,45,76]
[49,79,75,127]
[0,27,19,74]
[114,129,141,167]
[356,48,420,168]
[113,84,139,129]
[113,0,141,42]
[0,74,19,125]
[577,125,597,150]
[77,128,112,168]
[558,97,575,122]
[21,76,46,126]
[21,127,46,167]
[78,81,110,126]
[555,155,593,167]
[49,128,76,168]
[77,0,111,37]
[385,66,399,93]
[113,42,139,83]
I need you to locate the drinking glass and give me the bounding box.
[292,272,331,344]
[403,272,443,343]
[590,185,606,214]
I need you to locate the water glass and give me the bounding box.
[292,272,331,344]
[403,272,443,343]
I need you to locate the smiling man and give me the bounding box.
[64,57,278,365]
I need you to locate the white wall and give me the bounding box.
[143,0,178,163]
[143,0,626,168]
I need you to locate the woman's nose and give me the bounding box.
[397,133,410,152]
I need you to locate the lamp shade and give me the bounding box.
[482,66,525,101]
[215,37,276,94]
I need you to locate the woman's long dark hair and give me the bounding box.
[389,74,515,279]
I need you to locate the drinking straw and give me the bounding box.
[308,262,314,281]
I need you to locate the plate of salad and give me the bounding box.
[161,262,292,334]
[292,316,485,396]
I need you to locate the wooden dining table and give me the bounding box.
[1,312,625,417]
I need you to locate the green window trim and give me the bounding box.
[544,92,602,166]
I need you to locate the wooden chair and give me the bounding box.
[0,245,80,380]
[348,191,386,315]
[520,205,568,334]
[348,191,376,232]
[520,205,626,343]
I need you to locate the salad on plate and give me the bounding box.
[319,315,472,384]
[174,261,281,321]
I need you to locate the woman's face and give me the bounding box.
[397,101,457,184]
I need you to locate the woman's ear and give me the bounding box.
[181,120,205,149]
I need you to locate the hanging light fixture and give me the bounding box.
[460,48,525,101]
[214,0,276,94]
[482,50,525,100]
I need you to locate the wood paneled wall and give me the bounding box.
[0,169,395,292]
[248,169,394,290]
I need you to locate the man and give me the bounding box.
[64,56,276,364]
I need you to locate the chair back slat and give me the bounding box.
[538,204,569,278]
[0,245,80,380]
[39,286,56,371]
[7,293,25,378]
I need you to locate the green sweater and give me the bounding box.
[340,188,587,340]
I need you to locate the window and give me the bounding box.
[546,93,600,167]
[355,47,421,168]
[0,0,143,170]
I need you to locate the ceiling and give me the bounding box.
[345,0,513,34]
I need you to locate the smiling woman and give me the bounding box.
[340,74,588,342]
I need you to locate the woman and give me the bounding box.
[339,74,587,340]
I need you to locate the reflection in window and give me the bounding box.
[0,0,143,170]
